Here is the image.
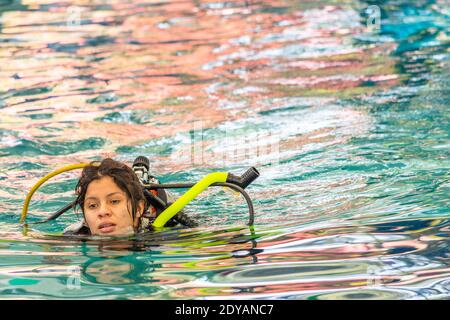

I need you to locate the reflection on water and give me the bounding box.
[0,217,448,299]
[0,0,449,299]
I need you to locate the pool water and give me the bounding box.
[0,0,449,299]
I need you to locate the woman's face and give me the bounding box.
[83,176,143,236]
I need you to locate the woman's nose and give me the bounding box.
[98,211,112,218]
[97,203,112,218]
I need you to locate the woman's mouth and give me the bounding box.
[98,222,116,234]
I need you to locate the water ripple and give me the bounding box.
[0,0,448,299]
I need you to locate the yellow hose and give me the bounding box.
[152,172,228,228]
[20,163,96,224]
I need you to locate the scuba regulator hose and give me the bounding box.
[20,162,259,229]
[20,163,94,224]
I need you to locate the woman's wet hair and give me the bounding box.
[75,158,148,228]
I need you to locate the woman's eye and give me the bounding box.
[111,199,121,204]
[87,203,97,209]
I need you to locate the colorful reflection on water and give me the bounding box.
[0,0,449,299]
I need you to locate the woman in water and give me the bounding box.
[65,158,196,236]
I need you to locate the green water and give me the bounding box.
[0,0,449,299]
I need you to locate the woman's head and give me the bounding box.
[75,158,148,236]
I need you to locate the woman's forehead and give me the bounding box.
[85,176,126,198]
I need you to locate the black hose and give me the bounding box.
[143,189,166,210]
[144,183,195,189]
[173,211,199,228]
[215,182,254,226]
[27,200,77,224]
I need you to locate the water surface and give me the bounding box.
[0,0,449,299]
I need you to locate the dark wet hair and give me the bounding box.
[75,158,148,229]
